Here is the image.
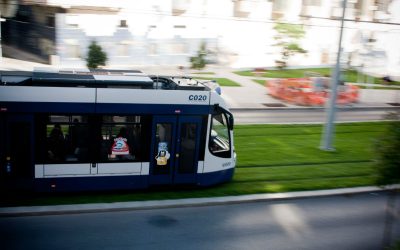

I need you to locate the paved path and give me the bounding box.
[232,107,397,124]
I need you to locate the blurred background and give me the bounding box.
[0,0,399,78]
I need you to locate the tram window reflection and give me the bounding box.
[100,116,142,162]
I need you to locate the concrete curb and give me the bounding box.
[1,185,398,217]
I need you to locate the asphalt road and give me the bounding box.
[232,107,399,124]
[1,192,399,250]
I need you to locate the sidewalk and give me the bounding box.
[0,186,397,217]
[0,57,49,71]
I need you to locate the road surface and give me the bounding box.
[232,107,399,124]
[1,192,399,250]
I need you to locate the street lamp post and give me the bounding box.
[320,0,347,151]
[0,11,4,62]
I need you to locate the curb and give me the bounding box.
[0,185,398,217]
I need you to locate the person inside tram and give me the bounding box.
[68,118,89,161]
[48,124,65,162]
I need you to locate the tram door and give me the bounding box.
[149,116,202,185]
[0,114,34,190]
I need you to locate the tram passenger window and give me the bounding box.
[67,117,89,162]
[46,115,89,163]
[47,124,66,162]
[209,113,231,158]
[100,116,141,162]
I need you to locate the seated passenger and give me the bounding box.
[48,124,65,162]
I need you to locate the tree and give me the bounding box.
[190,42,207,70]
[375,112,400,185]
[273,23,307,69]
[86,41,107,69]
[375,111,400,249]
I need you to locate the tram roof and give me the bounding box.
[0,69,213,91]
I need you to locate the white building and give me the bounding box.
[2,0,399,76]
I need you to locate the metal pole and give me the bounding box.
[320,0,347,151]
[0,12,6,63]
[0,10,3,62]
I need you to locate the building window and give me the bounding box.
[303,0,321,6]
[148,43,158,55]
[66,44,80,58]
[273,0,289,11]
[65,15,79,28]
[117,42,130,57]
[172,0,189,16]
[272,0,289,19]
[119,20,128,28]
[376,0,390,12]
[233,0,251,18]
[46,15,55,28]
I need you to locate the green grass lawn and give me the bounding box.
[195,77,241,86]
[235,68,331,78]
[235,123,385,167]
[236,68,400,85]
[253,79,266,86]
[191,72,215,75]
[1,122,388,207]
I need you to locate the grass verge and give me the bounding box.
[191,72,215,75]
[253,79,266,86]
[1,122,387,207]
[236,68,400,85]
[194,77,241,86]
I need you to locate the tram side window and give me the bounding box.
[209,112,231,158]
[100,116,142,162]
[46,115,89,163]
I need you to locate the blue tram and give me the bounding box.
[0,69,235,191]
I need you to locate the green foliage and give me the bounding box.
[388,240,400,250]
[286,43,307,53]
[190,42,207,70]
[235,67,330,78]
[86,41,107,69]
[274,23,306,39]
[192,72,215,75]
[237,68,400,88]
[375,112,400,185]
[273,23,307,69]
